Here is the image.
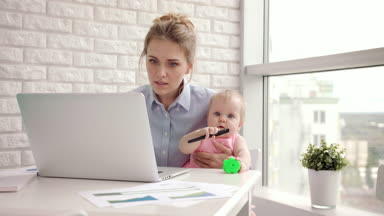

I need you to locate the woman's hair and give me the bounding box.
[209,90,246,124]
[140,13,196,65]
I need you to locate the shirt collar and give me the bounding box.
[177,81,191,111]
[148,86,160,109]
[148,80,191,111]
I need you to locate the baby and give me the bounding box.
[179,90,251,172]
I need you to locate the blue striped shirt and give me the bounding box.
[134,83,214,167]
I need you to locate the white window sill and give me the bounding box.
[252,187,383,216]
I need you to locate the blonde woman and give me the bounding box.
[134,13,233,168]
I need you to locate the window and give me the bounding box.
[313,111,326,124]
[313,134,326,146]
[269,0,384,62]
[320,134,325,142]
[267,68,384,213]
[242,0,384,214]
[313,135,318,145]
[313,111,318,123]
[320,111,325,124]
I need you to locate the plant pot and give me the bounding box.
[308,169,340,209]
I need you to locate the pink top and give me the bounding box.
[183,134,238,168]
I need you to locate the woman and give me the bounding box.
[134,13,232,168]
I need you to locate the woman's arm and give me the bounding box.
[192,140,233,168]
[179,127,219,154]
[232,136,251,172]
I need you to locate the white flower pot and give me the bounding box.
[308,169,340,209]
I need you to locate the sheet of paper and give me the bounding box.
[0,166,38,192]
[156,200,203,208]
[79,180,239,208]
[0,166,38,176]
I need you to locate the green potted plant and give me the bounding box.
[300,140,348,209]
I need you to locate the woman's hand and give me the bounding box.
[192,140,232,168]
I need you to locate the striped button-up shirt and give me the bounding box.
[134,83,214,167]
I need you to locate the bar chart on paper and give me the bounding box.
[169,191,215,199]
[79,180,239,208]
[109,195,158,204]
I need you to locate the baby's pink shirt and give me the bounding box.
[183,134,238,168]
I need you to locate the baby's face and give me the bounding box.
[207,97,242,137]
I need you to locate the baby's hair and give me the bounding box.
[209,90,246,124]
[140,13,196,65]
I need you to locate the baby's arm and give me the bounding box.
[232,136,251,172]
[179,127,219,154]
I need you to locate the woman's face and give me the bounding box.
[146,39,192,102]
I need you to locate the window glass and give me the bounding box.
[313,111,318,123]
[268,67,384,214]
[269,0,384,62]
[320,111,325,123]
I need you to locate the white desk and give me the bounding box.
[0,169,260,216]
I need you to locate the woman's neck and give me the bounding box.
[157,82,184,110]
[159,97,175,110]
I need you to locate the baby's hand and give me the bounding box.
[204,127,219,139]
[226,156,249,173]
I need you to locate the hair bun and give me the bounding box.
[142,12,197,65]
[153,13,194,30]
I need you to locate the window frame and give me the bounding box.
[241,0,384,186]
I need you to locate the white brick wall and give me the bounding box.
[0,134,29,149]
[0,11,22,28]
[0,0,241,169]
[0,64,46,80]
[24,15,72,33]
[74,20,118,38]
[0,47,23,62]
[95,7,136,24]
[0,98,20,114]
[48,67,93,82]
[0,151,21,167]
[0,117,22,132]
[25,49,73,65]
[0,30,46,47]
[48,34,93,51]
[0,0,46,13]
[47,1,94,19]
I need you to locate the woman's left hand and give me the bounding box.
[192,140,232,168]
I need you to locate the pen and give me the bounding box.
[187,128,230,143]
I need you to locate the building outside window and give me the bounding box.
[313,110,326,124]
[267,69,384,213]
[313,134,326,146]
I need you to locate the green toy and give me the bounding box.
[223,158,241,174]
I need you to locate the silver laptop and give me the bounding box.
[17,92,189,182]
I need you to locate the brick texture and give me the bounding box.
[0,11,22,28]
[47,1,93,19]
[0,0,241,169]
[0,30,46,48]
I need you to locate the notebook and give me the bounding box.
[17,92,189,182]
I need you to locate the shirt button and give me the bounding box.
[162,150,166,155]
[176,108,179,111]
[164,132,168,136]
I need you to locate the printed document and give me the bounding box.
[79,180,239,208]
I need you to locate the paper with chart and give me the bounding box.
[79,180,239,208]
